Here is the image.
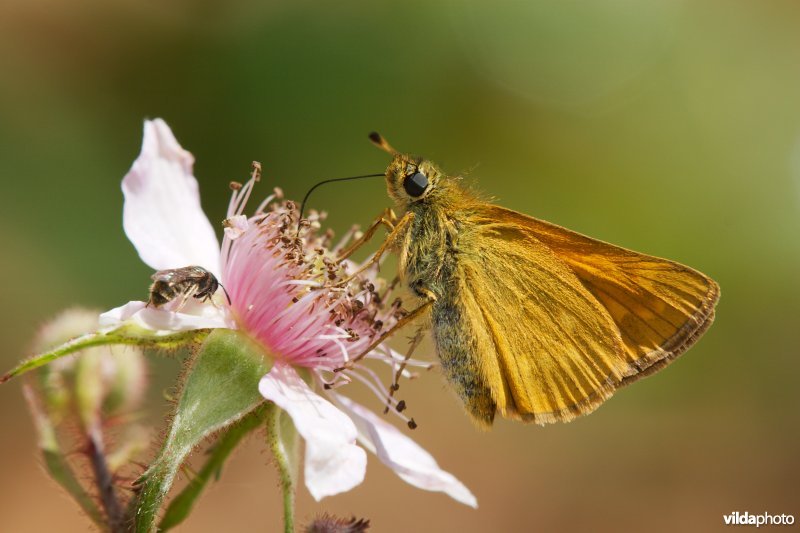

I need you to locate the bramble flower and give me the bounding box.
[100,119,476,506]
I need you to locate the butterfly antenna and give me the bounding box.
[368,131,398,155]
[296,173,385,236]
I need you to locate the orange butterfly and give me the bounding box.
[340,134,719,428]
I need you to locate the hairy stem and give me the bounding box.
[266,403,297,533]
[86,427,125,533]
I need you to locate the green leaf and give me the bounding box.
[22,385,107,530]
[133,329,270,533]
[266,403,299,533]
[158,405,267,531]
[1,326,209,383]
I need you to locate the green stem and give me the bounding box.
[266,403,297,533]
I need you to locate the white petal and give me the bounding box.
[335,394,478,508]
[99,300,229,333]
[258,365,366,500]
[122,119,221,277]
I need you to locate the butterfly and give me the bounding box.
[339,133,719,428]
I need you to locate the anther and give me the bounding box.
[229,181,243,191]
[346,328,360,342]
[407,419,417,430]
[251,161,262,182]
[333,361,353,373]
[396,400,407,412]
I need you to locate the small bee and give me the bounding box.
[147,266,230,309]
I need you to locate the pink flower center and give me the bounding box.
[218,172,434,426]
[220,176,393,369]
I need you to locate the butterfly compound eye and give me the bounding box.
[403,172,429,197]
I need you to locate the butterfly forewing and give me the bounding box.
[446,204,719,426]
[484,206,720,381]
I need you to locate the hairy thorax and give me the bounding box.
[401,201,461,301]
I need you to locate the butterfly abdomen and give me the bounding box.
[432,291,497,427]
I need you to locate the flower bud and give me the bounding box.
[305,513,370,533]
[31,308,146,429]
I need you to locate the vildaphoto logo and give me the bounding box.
[723,511,795,527]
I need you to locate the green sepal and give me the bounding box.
[133,329,270,533]
[1,325,209,384]
[158,405,268,531]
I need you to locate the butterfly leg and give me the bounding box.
[334,288,435,372]
[336,207,398,262]
[383,326,425,414]
[332,211,415,287]
[379,274,401,303]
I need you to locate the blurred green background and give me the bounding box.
[1,0,799,531]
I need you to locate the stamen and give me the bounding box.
[374,346,433,369]
[237,178,256,216]
[320,373,351,390]
[230,174,257,218]
[332,225,360,254]
[280,279,324,288]
[250,161,262,182]
[227,181,243,220]
[262,287,321,329]
[255,194,277,215]
[330,337,350,363]
[345,368,414,425]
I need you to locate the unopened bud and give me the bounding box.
[30,308,147,429]
[305,513,370,533]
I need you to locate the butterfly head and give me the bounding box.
[368,132,444,209]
